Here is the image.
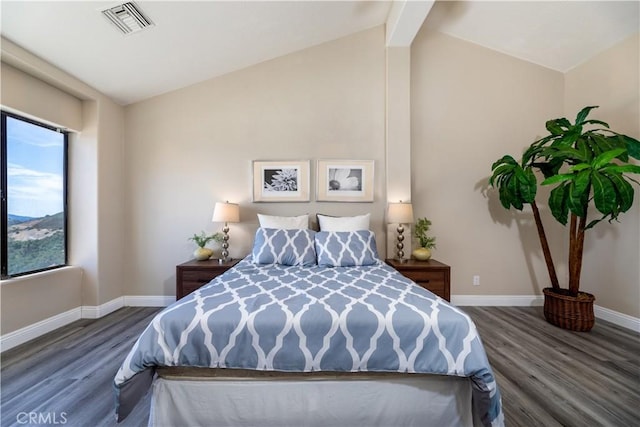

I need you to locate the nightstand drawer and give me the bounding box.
[404,270,445,297]
[182,270,219,284]
[416,281,445,297]
[401,270,445,285]
[181,281,210,296]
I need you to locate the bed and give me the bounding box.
[114,227,503,426]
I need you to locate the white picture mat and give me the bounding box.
[253,160,310,202]
[316,159,374,202]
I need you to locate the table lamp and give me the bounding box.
[387,201,414,263]
[212,201,240,262]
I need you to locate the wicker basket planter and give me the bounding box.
[543,288,595,332]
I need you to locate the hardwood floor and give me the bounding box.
[464,307,640,427]
[1,306,638,426]
[1,307,159,427]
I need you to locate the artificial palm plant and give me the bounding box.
[489,106,640,330]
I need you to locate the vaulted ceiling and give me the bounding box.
[1,1,638,106]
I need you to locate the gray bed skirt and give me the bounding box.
[148,368,481,427]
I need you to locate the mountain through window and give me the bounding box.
[1,111,68,278]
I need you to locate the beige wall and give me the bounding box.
[0,62,83,131]
[411,27,567,296]
[564,33,640,317]
[97,100,126,304]
[0,267,83,334]
[411,25,639,317]
[124,27,387,296]
[1,39,125,335]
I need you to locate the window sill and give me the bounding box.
[0,265,82,285]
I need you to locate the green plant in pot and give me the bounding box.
[489,106,640,331]
[189,231,224,261]
[412,217,437,261]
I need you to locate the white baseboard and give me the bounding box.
[124,295,176,307]
[0,307,81,352]
[451,294,640,332]
[81,295,175,318]
[2,294,636,353]
[452,295,544,307]
[82,296,125,319]
[0,295,174,352]
[594,305,640,333]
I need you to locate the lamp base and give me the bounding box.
[395,224,408,264]
[221,224,230,262]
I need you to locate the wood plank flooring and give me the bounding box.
[463,307,640,427]
[1,306,639,426]
[1,307,159,427]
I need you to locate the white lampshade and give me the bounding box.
[387,202,414,224]
[212,202,240,223]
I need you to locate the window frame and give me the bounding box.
[1,110,69,279]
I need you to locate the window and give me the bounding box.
[1,111,68,278]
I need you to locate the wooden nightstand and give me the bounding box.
[176,258,240,299]
[385,258,451,301]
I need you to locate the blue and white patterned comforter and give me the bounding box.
[114,257,503,426]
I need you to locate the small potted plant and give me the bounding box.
[489,106,640,331]
[189,231,223,261]
[412,217,437,261]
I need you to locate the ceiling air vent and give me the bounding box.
[101,2,154,35]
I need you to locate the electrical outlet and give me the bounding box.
[473,275,480,286]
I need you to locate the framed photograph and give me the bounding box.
[253,160,310,202]
[316,160,374,202]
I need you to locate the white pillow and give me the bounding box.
[317,213,370,232]
[257,213,309,230]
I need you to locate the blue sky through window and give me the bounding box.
[6,116,64,218]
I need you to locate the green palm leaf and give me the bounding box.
[582,119,610,128]
[601,164,640,175]
[491,154,517,170]
[575,106,599,125]
[566,171,589,217]
[543,146,589,163]
[621,134,640,160]
[592,148,626,170]
[607,173,634,213]
[541,173,574,186]
[592,171,617,215]
[546,119,566,135]
[506,176,524,210]
[549,183,569,225]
